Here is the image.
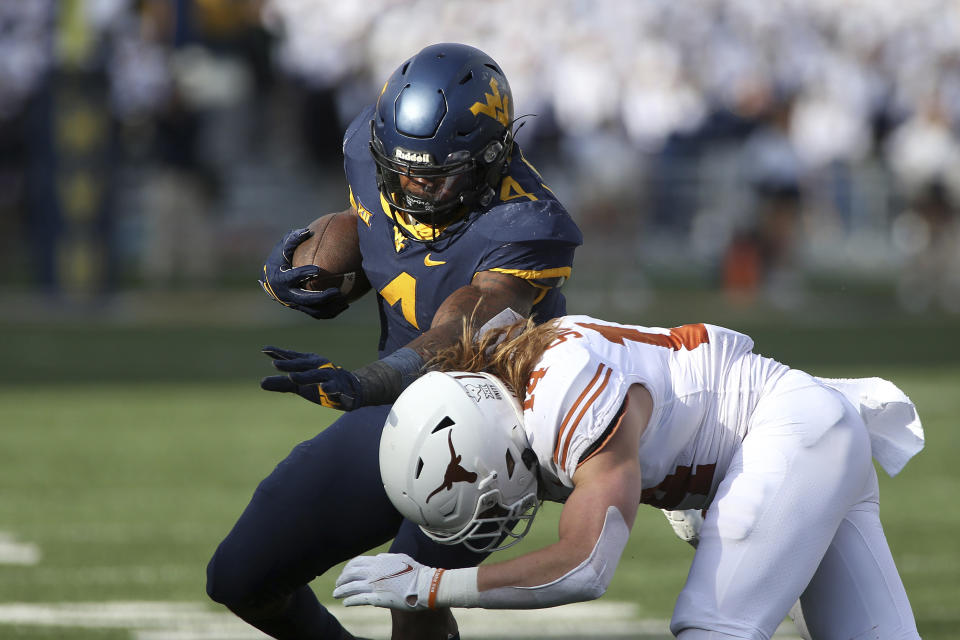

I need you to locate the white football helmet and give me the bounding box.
[380,371,540,553]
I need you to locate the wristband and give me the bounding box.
[351,347,424,405]
[432,567,479,608]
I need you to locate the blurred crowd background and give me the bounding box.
[3,0,960,318]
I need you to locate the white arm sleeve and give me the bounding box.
[433,506,630,609]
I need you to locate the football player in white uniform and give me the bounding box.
[333,315,924,640]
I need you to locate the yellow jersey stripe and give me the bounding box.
[489,266,572,280]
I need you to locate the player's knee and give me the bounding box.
[207,548,295,621]
[206,542,300,622]
[205,545,238,606]
[206,543,262,610]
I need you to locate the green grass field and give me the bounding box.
[0,300,958,639]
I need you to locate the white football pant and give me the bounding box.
[671,371,919,639]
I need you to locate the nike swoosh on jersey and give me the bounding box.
[371,563,415,583]
[424,253,447,266]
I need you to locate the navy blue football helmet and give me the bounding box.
[370,43,514,239]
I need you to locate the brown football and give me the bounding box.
[291,211,371,302]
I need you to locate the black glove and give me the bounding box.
[260,346,364,410]
[259,228,350,320]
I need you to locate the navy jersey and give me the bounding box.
[343,107,583,356]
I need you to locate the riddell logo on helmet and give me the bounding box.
[394,148,433,164]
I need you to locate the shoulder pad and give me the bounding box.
[343,106,375,165]
[475,199,583,246]
[524,338,628,485]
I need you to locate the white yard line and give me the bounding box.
[0,600,803,639]
[0,532,41,565]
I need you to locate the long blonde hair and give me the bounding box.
[429,315,565,398]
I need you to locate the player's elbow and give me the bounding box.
[578,553,616,601]
[533,554,613,607]
[586,568,613,600]
[572,577,608,603]
[561,505,630,603]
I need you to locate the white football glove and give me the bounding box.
[661,508,703,548]
[333,553,438,610]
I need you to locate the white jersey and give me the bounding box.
[520,315,922,638]
[521,315,789,509]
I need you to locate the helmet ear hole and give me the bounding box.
[432,416,455,433]
[521,448,538,471]
[415,457,424,479]
[482,141,503,164]
[505,450,515,478]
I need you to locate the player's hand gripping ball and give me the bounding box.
[259,212,371,319]
[291,211,371,298]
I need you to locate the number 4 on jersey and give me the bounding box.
[381,272,418,329]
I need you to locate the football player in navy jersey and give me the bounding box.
[205,43,582,640]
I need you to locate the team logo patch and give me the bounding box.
[463,382,503,402]
[469,78,511,127]
[355,202,372,227]
[393,225,407,252]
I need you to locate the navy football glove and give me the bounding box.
[261,346,364,410]
[259,228,350,320]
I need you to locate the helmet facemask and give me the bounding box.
[420,462,540,553]
[371,125,512,241]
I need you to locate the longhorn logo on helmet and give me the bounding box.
[426,430,478,503]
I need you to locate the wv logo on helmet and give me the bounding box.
[469,78,511,128]
[426,430,478,503]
